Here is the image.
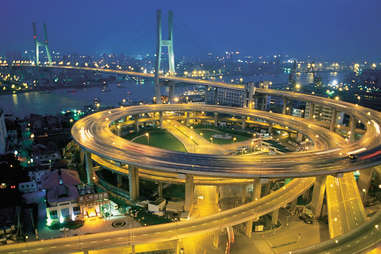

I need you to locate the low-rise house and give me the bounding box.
[148,198,166,215]
[42,169,81,224]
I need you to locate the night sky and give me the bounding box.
[2,0,381,60]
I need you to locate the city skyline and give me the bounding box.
[2,0,381,61]
[0,3,381,253]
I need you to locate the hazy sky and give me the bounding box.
[2,0,381,60]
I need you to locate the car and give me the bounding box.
[348,154,358,161]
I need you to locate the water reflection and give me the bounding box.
[0,72,348,118]
[11,94,18,105]
[0,80,155,117]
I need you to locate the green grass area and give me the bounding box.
[128,206,173,225]
[193,125,252,145]
[131,129,186,152]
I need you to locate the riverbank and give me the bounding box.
[0,81,108,96]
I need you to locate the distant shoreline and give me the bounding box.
[0,82,110,96]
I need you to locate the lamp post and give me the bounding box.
[145,132,150,145]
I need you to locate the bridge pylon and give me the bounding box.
[154,10,175,104]
[33,22,52,66]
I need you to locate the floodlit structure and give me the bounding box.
[2,10,381,254]
[154,9,175,103]
[32,22,52,65]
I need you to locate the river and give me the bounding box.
[0,72,346,118]
[0,80,155,118]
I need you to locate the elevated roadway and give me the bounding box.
[290,210,381,254]
[72,104,381,178]
[0,178,314,254]
[6,65,381,253]
[326,173,367,238]
[162,119,226,154]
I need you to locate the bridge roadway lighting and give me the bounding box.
[19,85,377,252]
[72,101,381,180]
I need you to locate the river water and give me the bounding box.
[0,72,345,118]
[0,80,155,118]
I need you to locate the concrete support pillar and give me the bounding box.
[254,97,259,110]
[169,83,175,103]
[184,175,194,212]
[375,165,381,186]
[158,182,163,198]
[349,115,356,143]
[176,239,182,254]
[117,174,122,188]
[80,150,84,165]
[272,209,279,225]
[214,112,218,127]
[358,168,374,203]
[248,97,254,109]
[245,82,255,109]
[129,166,139,201]
[309,103,315,120]
[242,119,246,130]
[311,176,327,218]
[282,97,288,115]
[84,151,93,185]
[302,187,311,202]
[183,112,188,126]
[212,231,220,249]
[290,199,297,214]
[135,115,139,133]
[159,112,163,128]
[245,219,253,238]
[116,125,121,137]
[265,95,270,110]
[241,185,248,204]
[262,182,271,196]
[330,109,337,131]
[253,178,262,201]
[261,95,266,111]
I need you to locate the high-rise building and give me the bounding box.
[304,102,344,123]
[205,86,245,107]
[205,81,271,109]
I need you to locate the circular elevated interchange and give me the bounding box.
[2,67,381,253]
[73,102,381,179]
[68,88,381,253]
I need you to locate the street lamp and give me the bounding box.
[233,137,237,142]
[145,132,150,145]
